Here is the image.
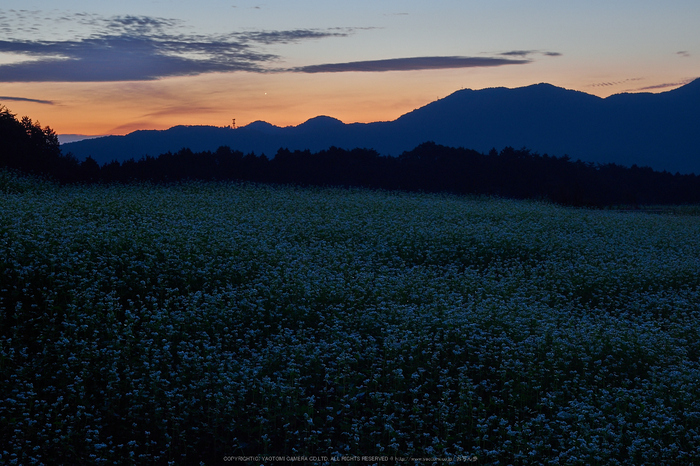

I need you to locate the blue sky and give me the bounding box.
[0,0,697,136]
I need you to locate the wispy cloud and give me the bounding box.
[0,95,54,104]
[677,51,690,58]
[236,28,353,45]
[0,13,350,82]
[141,104,222,119]
[588,77,643,88]
[498,50,532,57]
[496,50,561,58]
[631,78,695,91]
[291,56,531,73]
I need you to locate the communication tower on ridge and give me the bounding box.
[231,118,236,129]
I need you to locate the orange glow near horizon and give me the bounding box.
[1,68,695,137]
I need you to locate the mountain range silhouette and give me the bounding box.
[63,79,700,174]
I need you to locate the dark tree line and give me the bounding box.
[3,105,700,207]
[75,143,700,207]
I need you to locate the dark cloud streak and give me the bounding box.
[498,50,533,57]
[292,56,531,73]
[498,50,561,57]
[0,95,54,104]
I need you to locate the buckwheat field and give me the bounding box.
[2,172,700,465]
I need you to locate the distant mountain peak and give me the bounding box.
[62,80,700,174]
[246,120,277,128]
[297,115,344,128]
[243,120,283,134]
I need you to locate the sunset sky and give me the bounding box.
[1,0,698,138]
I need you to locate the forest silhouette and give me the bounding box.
[0,105,77,181]
[3,104,700,207]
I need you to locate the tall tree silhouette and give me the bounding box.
[0,105,78,180]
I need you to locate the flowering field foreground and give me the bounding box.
[2,177,700,465]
